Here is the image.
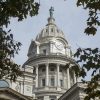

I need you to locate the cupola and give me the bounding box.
[36,7,65,41]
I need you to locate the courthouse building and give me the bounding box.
[3,7,89,100]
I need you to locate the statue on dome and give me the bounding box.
[49,6,54,18]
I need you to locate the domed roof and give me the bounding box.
[0,80,9,88]
[36,7,65,41]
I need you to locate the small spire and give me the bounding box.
[49,7,54,18]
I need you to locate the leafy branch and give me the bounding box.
[0,28,22,81]
[77,0,100,35]
[0,0,39,81]
[74,48,100,100]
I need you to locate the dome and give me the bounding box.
[36,24,65,41]
[0,80,9,88]
[36,7,65,41]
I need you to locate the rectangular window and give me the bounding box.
[49,96,56,100]
[50,68,54,71]
[46,29,48,32]
[32,85,35,93]
[51,99,54,100]
[43,49,46,54]
[60,79,63,87]
[42,78,45,87]
[42,68,45,72]
[26,86,31,92]
[60,68,62,72]
[51,28,53,32]
[51,77,55,86]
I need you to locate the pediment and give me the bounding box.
[0,87,32,100]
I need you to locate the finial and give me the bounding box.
[49,7,54,18]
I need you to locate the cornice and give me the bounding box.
[22,54,78,67]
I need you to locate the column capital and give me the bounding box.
[35,41,40,46]
[36,43,40,46]
[45,63,49,66]
[34,64,39,68]
[57,63,60,67]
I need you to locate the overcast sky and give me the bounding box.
[8,0,100,66]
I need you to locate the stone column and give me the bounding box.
[35,41,40,54]
[36,65,39,88]
[67,68,70,89]
[37,45,39,54]
[57,64,60,87]
[46,63,49,86]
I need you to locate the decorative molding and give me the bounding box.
[23,54,78,67]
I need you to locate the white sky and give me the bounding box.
[8,0,100,66]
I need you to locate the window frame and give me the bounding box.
[43,49,46,54]
[50,67,55,71]
[60,79,63,87]
[42,68,45,72]
[41,78,45,87]
[50,77,55,86]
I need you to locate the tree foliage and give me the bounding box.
[74,48,100,100]
[0,28,22,81]
[0,0,39,27]
[77,0,100,35]
[0,0,39,81]
[75,1,100,99]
